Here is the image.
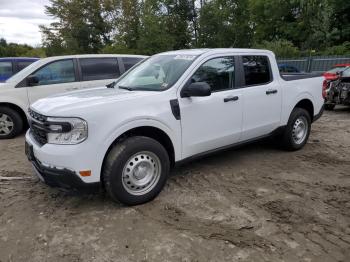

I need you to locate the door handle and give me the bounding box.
[266,89,278,95]
[224,96,239,102]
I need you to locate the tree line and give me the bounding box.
[1,0,350,58]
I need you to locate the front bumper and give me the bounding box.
[25,132,100,192]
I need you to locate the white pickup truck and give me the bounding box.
[25,49,324,205]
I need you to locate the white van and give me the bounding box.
[0,54,147,138]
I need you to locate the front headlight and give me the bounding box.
[46,117,88,145]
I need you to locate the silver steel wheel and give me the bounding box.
[122,151,161,196]
[292,116,308,145]
[0,113,14,136]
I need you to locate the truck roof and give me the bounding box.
[159,48,275,56]
[0,57,39,61]
[42,54,148,61]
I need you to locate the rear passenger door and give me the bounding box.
[78,57,121,89]
[239,55,282,141]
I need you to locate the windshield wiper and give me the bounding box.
[106,81,116,88]
[118,85,134,91]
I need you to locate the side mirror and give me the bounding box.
[27,75,39,86]
[181,82,211,98]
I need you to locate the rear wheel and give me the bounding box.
[0,107,23,139]
[281,108,311,151]
[324,103,336,110]
[103,136,170,205]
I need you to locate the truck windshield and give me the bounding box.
[116,54,197,91]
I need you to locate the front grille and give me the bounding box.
[28,108,48,146]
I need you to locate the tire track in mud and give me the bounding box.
[135,204,276,251]
[297,152,350,166]
[0,169,32,177]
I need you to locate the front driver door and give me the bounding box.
[178,56,243,159]
[27,59,80,104]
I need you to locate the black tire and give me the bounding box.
[0,106,23,139]
[281,108,311,151]
[103,136,170,206]
[324,104,336,110]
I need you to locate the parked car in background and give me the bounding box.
[323,63,350,80]
[0,54,147,139]
[0,57,39,82]
[278,64,301,73]
[25,48,324,205]
[324,67,350,110]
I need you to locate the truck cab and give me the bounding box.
[25,49,324,205]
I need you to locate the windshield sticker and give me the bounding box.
[161,83,169,88]
[174,55,196,61]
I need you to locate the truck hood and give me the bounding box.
[31,87,158,116]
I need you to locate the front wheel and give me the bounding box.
[281,108,311,151]
[0,107,23,139]
[103,136,170,205]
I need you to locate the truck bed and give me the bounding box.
[281,72,323,81]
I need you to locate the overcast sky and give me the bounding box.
[0,0,54,46]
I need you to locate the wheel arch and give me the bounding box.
[293,99,314,121]
[100,125,176,184]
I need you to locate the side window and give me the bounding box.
[80,58,120,81]
[122,57,143,71]
[32,59,76,86]
[242,56,271,86]
[191,57,235,92]
[0,61,13,78]
[17,61,35,71]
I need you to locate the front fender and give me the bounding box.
[100,117,180,163]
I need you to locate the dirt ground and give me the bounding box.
[0,108,349,262]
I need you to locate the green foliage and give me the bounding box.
[0,38,46,57]
[320,42,350,56]
[329,0,350,45]
[32,0,350,56]
[137,0,193,55]
[255,40,300,58]
[41,0,118,55]
[198,0,252,48]
[100,44,140,55]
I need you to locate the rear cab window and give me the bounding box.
[79,58,120,81]
[242,56,272,86]
[122,57,144,71]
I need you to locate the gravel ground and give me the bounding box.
[0,108,350,262]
